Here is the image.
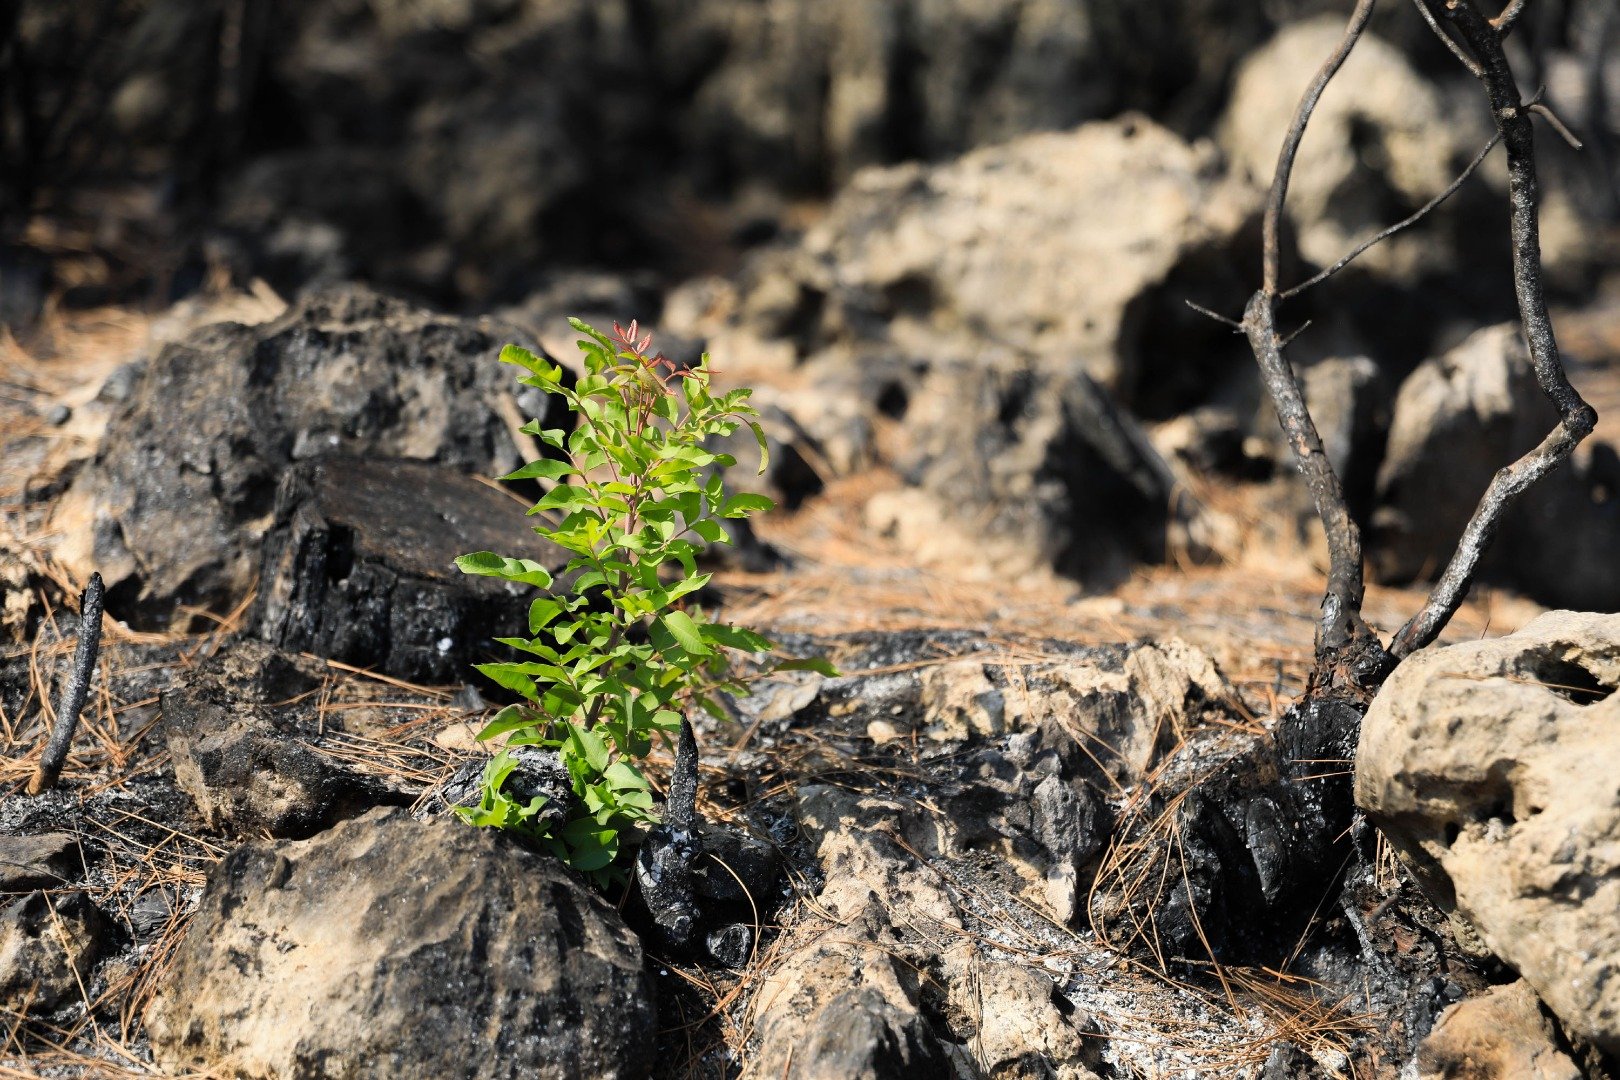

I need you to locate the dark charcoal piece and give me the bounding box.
[254,456,569,684]
[1147,698,1364,964]
[633,718,784,962]
[705,923,753,969]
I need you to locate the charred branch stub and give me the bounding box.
[28,573,105,795]
[1238,0,1596,693]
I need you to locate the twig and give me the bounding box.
[1261,0,1379,296]
[1526,103,1582,150]
[27,573,104,795]
[1409,0,1484,76]
[1491,0,1528,34]
[1281,133,1502,300]
[1393,0,1599,658]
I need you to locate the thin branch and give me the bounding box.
[1246,0,1389,694]
[1491,0,1528,34]
[1281,132,1501,300]
[1184,299,1244,330]
[1262,0,1380,295]
[1526,103,1582,150]
[1394,0,1599,659]
[1409,0,1484,76]
[28,574,105,795]
[1243,296,1374,671]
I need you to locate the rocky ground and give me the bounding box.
[4,1,1620,1077]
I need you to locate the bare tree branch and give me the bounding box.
[1526,102,1583,149]
[1392,0,1599,659]
[1410,0,1485,76]
[1244,0,1391,695]
[1262,0,1380,296]
[1281,132,1502,300]
[1492,0,1529,34]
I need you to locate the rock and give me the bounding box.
[0,833,81,893]
[722,117,1256,397]
[1371,323,1620,611]
[435,746,577,839]
[0,891,109,1013]
[161,640,412,838]
[253,456,568,683]
[52,284,563,629]
[1415,981,1581,1080]
[1356,610,1620,1053]
[1220,18,1481,287]
[145,806,655,1080]
[947,722,1112,922]
[1371,325,1554,585]
[787,632,1233,783]
[938,943,1104,1080]
[868,358,1181,588]
[746,786,962,1078]
[749,782,1103,1079]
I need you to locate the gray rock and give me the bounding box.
[1357,610,1620,1053]
[1372,325,1554,585]
[52,284,563,629]
[161,640,410,838]
[0,891,109,1013]
[1370,324,1620,610]
[253,456,569,683]
[145,806,656,1080]
[0,833,81,894]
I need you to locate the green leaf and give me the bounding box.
[560,817,619,871]
[475,663,539,699]
[719,492,776,518]
[500,458,573,482]
[774,656,841,677]
[658,610,712,657]
[500,344,559,380]
[456,552,555,589]
[603,760,650,792]
[530,484,594,514]
[747,420,770,475]
[475,705,540,741]
[689,518,728,545]
[701,623,772,652]
[565,724,611,773]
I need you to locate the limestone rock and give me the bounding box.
[0,892,109,1014]
[145,807,655,1080]
[1415,981,1580,1080]
[1371,323,1620,612]
[53,284,562,629]
[1357,610,1620,1053]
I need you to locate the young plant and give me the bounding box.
[454,319,829,883]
